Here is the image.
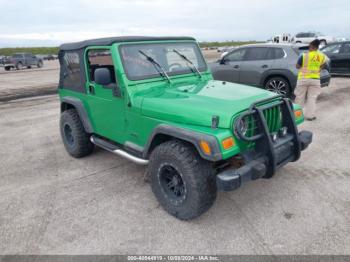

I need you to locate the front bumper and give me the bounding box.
[217,131,312,191]
[217,96,313,192]
[0,63,14,67]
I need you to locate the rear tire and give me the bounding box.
[60,109,94,158]
[320,40,327,46]
[149,140,217,220]
[37,60,43,68]
[4,66,11,71]
[264,76,291,98]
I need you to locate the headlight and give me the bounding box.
[235,117,249,136]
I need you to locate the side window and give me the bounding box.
[87,49,116,83]
[266,48,275,60]
[62,52,83,89]
[225,48,247,62]
[322,44,341,54]
[265,48,284,60]
[341,43,350,54]
[244,47,269,61]
[274,48,285,59]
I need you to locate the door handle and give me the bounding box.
[233,65,240,69]
[89,85,95,94]
[262,65,268,68]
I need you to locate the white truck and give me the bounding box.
[272,33,292,43]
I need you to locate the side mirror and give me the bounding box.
[94,68,112,86]
[219,58,227,65]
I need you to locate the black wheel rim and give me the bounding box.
[266,79,287,96]
[159,164,186,200]
[64,124,74,146]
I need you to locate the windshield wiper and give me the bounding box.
[172,49,202,78]
[138,50,171,83]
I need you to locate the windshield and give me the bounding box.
[119,42,207,81]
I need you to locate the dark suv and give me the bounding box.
[209,43,330,98]
[0,53,43,71]
[320,41,350,75]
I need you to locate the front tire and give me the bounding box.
[265,76,291,97]
[60,109,94,158]
[16,62,23,70]
[37,60,43,68]
[149,140,217,220]
[4,66,11,71]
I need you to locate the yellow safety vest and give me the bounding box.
[298,51,326,79]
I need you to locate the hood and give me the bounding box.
[136,80,277,128]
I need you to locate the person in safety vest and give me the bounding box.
[295,39,326,121]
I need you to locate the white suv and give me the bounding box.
[293,32,335,46]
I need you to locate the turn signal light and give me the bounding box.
[222,137,235,150]
[294,109,303,118]
[200,140,211,155]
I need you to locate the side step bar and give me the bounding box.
[90,135,149,165]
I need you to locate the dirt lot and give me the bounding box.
[0,76,349,254]
[0,60,59,101]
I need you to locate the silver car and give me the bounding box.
[209,43,331,97]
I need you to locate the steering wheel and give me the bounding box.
[168,63,183,72]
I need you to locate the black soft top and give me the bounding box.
[59,36,196,51]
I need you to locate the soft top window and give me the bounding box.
[59,50,86,93]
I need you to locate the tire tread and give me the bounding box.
[60,109,94,158]
[149,140,217,220]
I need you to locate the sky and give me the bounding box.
[0,0,349,47]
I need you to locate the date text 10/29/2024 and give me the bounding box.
[127,255,219,261]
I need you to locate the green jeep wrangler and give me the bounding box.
[58,36,312,220]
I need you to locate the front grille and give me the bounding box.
[263,105,282,133]
[235,103,282,141]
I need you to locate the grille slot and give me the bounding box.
[263,105,282,133]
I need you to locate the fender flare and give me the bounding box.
[143,124,222,161]
[61,96,94,133]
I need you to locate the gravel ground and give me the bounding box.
[0,77,349,254]
[0,61,59,101]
